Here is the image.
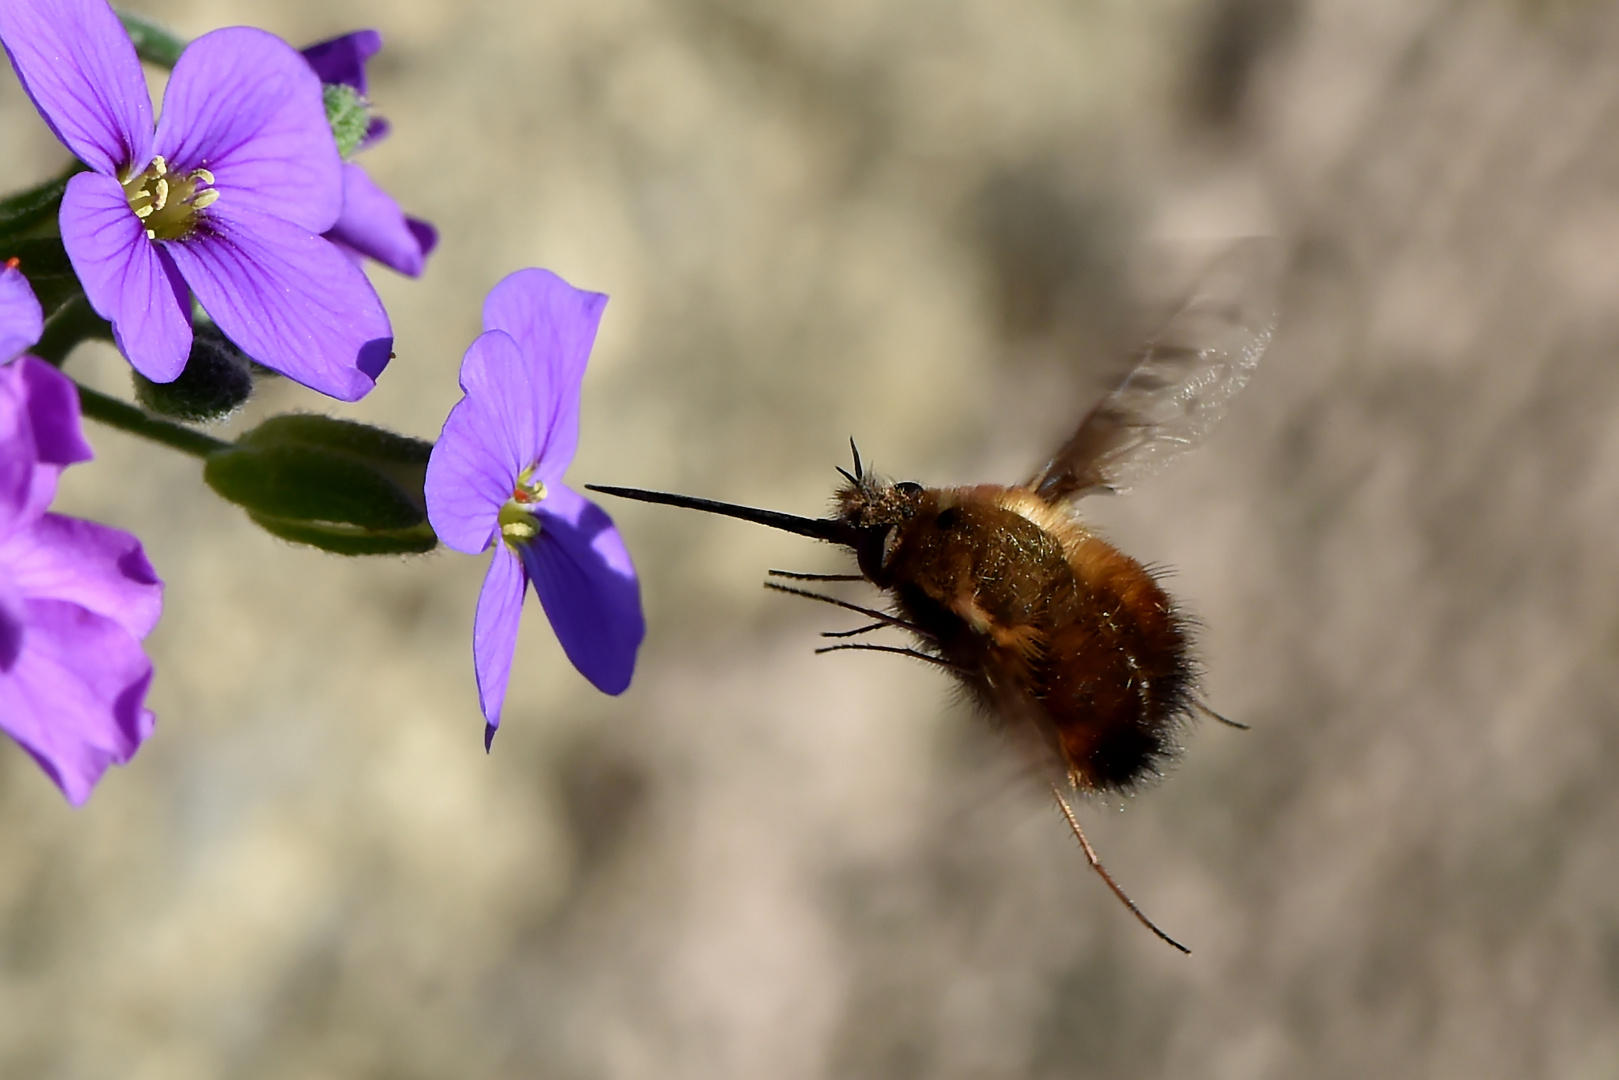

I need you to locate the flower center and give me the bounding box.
[122,156,219,242]
[496,469,548,550]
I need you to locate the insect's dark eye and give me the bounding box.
[881,524,901,566]
[895,481,923,495]
[935,507,959,530]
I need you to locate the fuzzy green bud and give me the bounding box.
[323,83,372,159]
[133,322,254,421]
[204,415,438,555]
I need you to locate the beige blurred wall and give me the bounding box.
[4,0,1619,1077]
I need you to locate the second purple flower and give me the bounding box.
[426,269,644,747]
[300,30,438,278]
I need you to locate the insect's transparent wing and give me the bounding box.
[1027,238,1281,502]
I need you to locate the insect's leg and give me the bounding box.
[763,581,932,638]
[821,621,888,639]
[767,569,865,582]
[1194,699,1249,730]
[1050,786,1191,955]
[814,642,966,673]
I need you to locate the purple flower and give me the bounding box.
[0,0,393,401]
[0,264,162,804]
[425,269,643,746]
[299,31,438,278]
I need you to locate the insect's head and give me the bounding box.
[831,440,927,583]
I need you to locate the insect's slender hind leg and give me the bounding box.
[815,642,966,673]
[1051,786,1191,955]
[1195,699,1249,730]
[763,581,932,638]
[821,621,888,639]
[767,569,864,582]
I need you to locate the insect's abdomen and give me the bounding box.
[1041,535,1194,791]
[881,487,1194,793]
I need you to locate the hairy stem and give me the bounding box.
[74,383,231,459]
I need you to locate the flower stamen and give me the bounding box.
[122,157,218,242]
[496,468,549,550]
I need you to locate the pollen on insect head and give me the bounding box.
[122,156,219,242]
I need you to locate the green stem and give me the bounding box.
[31,294,110,366]
[74,383,230,459]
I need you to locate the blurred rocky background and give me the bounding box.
[5,0,1619,1076]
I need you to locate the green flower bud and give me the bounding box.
[204,414,438,555]
[133,322,254,421]
[323,83,372,160]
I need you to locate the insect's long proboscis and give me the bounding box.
[586,484,858,545]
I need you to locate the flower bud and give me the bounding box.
[204,414,438,555]
[133,322,254,421]
[323,83,372,159]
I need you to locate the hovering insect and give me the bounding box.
[590,239,1279,952]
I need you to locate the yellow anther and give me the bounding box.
[121,160,219,241]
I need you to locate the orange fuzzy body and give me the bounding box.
[862,483,1195,792]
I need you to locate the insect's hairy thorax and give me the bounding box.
[882,486,1079,654]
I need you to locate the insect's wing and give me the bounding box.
[1026,238,1281,502]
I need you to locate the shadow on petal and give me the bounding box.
[524,486,644,696]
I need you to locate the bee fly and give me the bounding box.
[590,240,1279,952]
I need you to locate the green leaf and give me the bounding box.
[5,237,82,318]
[0,163,85,248]
[117,11,185,68]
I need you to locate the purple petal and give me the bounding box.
[458,329,550,478]
[0,0,152,176]
[59,172,192,382]
[0,264,43,364]
[16,357,92,470]
[0,513,161,639]
[407,217,437,259]
[364,116,391,149]
[0,598,154,805]
[0,566,24,672]
[472,546,526,730]
[0,361,39,539]
[481,271,607,479]
[424,330,537,554]
[155,27,341,235]
[299,30,381,94]
[325,163,431,277]
[11,357,94,525]
[524,484,644,695]
[165,206,392,401]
